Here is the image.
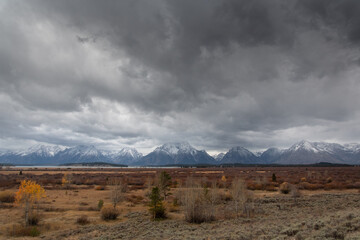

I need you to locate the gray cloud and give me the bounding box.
[1,0,360,153]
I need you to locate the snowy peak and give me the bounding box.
[288,140,319,153]
[155,142,197,155]
[118,147,143,158]
[103,147,143,159]
[65,145,101,156]
[343,143,360,153]
[287,140,356,154]
[138,142,215,165]
[213,153,225,161]
[17,144,67,157]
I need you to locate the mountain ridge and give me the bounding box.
[0,140,359,166]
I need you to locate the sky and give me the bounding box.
[1,0,360,154]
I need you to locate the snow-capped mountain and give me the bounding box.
[135,142,215,166]
[54,145,109,164]
[0,145,68,165]
[15,145,66,157]
[219,140,360,165]
[155,142,198,155]
[220,146,260,164]
[102,147,143,165]
[276,140,359,164]
[0,144,143,165]
[213,153,225,161]
[344,143,360,153]
[1,141,360,166]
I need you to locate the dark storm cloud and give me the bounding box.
[1,0,360,153]
[299,0,360,44]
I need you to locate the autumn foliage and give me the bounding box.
[15,180,46,226]
[16,180,46,204]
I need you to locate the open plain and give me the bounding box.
[1,166,360,239]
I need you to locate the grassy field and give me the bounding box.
[0,166,359,239]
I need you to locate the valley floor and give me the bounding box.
[1,167,360,239]
[18,192,360,240]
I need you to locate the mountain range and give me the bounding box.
[0,140,359,166]
[0,145,142,166]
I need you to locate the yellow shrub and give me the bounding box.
[15,180,46,204]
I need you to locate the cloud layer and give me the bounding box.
[1,0,360,153]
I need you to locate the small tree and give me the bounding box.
[291,185,301,204]
[109,178,126,208]
[97,199,104,210]
[158,171,171,200]
[272,173,277,182]
[149,187,166,219]
[15,180,46,226]
[230,178,249,217]
[61,173,72,189]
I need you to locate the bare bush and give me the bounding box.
[230,178,254,218]
[101,205,119,220]
[280,182,291,194]
[291,185,301,204]
[183,178,217,223]
[76,215,90,225]
[108,178,127,208]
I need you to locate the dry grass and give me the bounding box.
[0,166,360,238]
[7,224,40,237]
[76,215,90,225]
[0,191,15,203]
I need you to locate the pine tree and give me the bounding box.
[158,171,171,200]
[149,187,166,219]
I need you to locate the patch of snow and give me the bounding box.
[16,145,67,157]
[344,143,360,152]
[289,140,319,153]
[156,142,197,155]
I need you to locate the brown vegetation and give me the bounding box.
[0,190,15,203]
[76,215,90,225]
[0,166,359,239]
[279,182,291,194]
[101,205,120,220]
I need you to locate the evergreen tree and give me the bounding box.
[149,187,166,219]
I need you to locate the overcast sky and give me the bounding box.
[1,0,360,154]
